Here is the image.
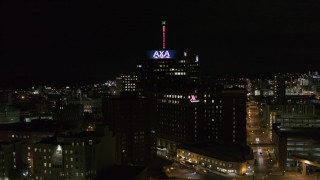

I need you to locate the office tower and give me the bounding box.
[137,50,199,94]
[103,95,156,165]
[135,21,248,157]
[202,88,247,145]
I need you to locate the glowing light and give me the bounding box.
[189,95,200,103]
[57,145,62,152]
[162,21,166,49]
[162,26,166,49]
[305,160,310,164]
[153,50,171,58]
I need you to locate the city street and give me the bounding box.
[247,100,271,145]
[246,98,320,180]
[247,98,275,180]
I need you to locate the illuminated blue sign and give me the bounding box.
[148,50,176,59]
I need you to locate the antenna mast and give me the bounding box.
[162,21,166,49]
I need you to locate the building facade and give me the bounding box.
[103,95,156,165]
[33,127,115,180]
[0,141,22,179]
[176,144,252,175]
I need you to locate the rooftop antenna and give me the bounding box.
[162,20,166,49]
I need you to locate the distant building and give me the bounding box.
[69,98,102,121]
[53,104,84,126]
[0,105,20,124]
[116,74,138,93]
[262,103,315,128]
[33,127,116,180]
[274,74,286,104]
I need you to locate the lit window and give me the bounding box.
[89,140,92,145]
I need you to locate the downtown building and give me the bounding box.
[101,21,250,169]
[137,49,248,157]
[32,126,116,180]
[272,123,320,174]
[102,93,157,165]
[0,141,22,179]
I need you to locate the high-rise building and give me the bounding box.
[137,50,199,94]
[138,50,247,155]
[103,94,156,165]
[136,49,202,155]
[109,21,249,162]
[202,88,247,145]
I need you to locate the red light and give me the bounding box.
[162,26,166,49]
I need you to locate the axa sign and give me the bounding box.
[148,50,176,59]
[153,50,170,58]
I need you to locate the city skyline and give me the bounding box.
[2,1,320,86]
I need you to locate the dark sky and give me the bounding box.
[2,0,320,86]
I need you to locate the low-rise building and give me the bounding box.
[33,126,115,180]
[176,144,253,175]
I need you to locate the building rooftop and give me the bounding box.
[0,120,75,133]
[37,131,104,145]
[273,123,320,138]
[178,143,252,162]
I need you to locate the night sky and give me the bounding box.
[2,1,320,86]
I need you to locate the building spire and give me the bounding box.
[162,20,166,49]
